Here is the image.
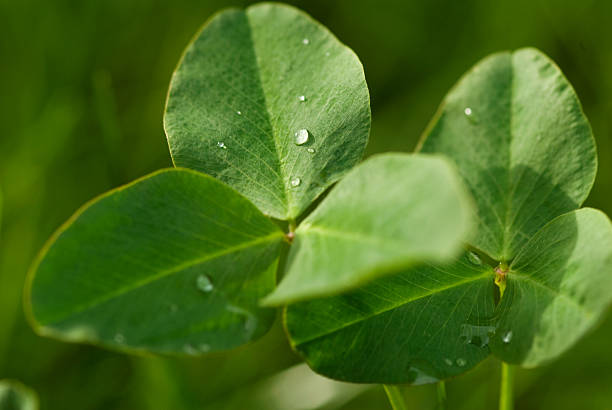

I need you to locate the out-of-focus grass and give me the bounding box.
[1,1,611,409]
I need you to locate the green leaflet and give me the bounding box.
[419,48,596,262]
[286,252,496,384]
[0,380,38,410]
[26,169,284,354]
[491,208,612,367]
[286,48,612,383]
[164,3,370,220]
[263,153,474,305]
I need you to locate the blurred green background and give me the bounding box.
[1,0,612,409]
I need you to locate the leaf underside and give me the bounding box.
[164,3,371,220]
[264,153,474,305]
[285,48,612,383]
[27,169,284,354]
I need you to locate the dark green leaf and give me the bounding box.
[264,153,474,305]
[0,380,38,410]
[26,169,284,354]
[164,3,370,220]
[419,48,596,261]
[285,252,495,383]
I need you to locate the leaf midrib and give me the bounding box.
[38,231,284,326]
[291,271,493,347]
[245,11,294,219]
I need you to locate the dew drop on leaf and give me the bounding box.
[196,274,214,293]
[444,358,453,366]
[302,38,310,45]
[325,51,330,56]
[464,107,472,116]
[298,95,306,102]
[456,358,467,367]
[502,330,513,344]
[467,251,482,266]
[295,129,309,145]
[114,333,125,344]
[184,344,199,355]
[291,177,301,187]
[217,141,227,149]
[307,148,315,153]
[236,111,242,115]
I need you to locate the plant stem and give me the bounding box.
[436,381,447,410]
[383,385,408,410]
[499,362,514,410]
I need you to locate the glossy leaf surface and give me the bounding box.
[27,169,284,354]
[264,153,474,305]
[165,3,370,220]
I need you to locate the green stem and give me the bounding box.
[499,362,514,410]
[436,381,447,410]
[383,385,408,410]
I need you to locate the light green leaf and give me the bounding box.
[0,380,38,410]
[164,3,370,220]
[419,48,596,261]
[285,252,495,383]
[264,153,474,305]
[490,208,612,367]
[26,169,284,354]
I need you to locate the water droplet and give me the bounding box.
[217,141,227,149]
[291,177,301,187]
[184,344,198,355]
[464,107,472,116]
[298,95,306,102]
[456,358,467,367]
[467,251,482,266]
[226,304,258,337]
[199,343,211,353]
[236,111,242,115]
[325,51,330,57]
[502,330,513,344]
[302,38,310,45]
[460,324,495,348]
[295,129,309,145]
[114,333,125,344]
[196,274,214,293]
[307,148,315,153]
[444,358,453,366]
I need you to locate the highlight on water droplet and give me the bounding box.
[464,107,472,116]
[236,111,242,115]
[294,129,309,145]
[302,38,310,45]
[456,358,467,367]
[307,148,315,153]
[196,274,214,293]
[467,251,482,266]
[502,330,513,344]
[298,95,306,102]
[291,177,301,187]
[114,333,125,344]
[217,141,227,149]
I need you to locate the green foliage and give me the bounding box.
[164,3,371,220]
[26,3,473,356]
[0,380,38,410]
[263,153,473,305]
[285,48,612,383]
[27,169,283,353]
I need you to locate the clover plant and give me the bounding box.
[24,3,612,409]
